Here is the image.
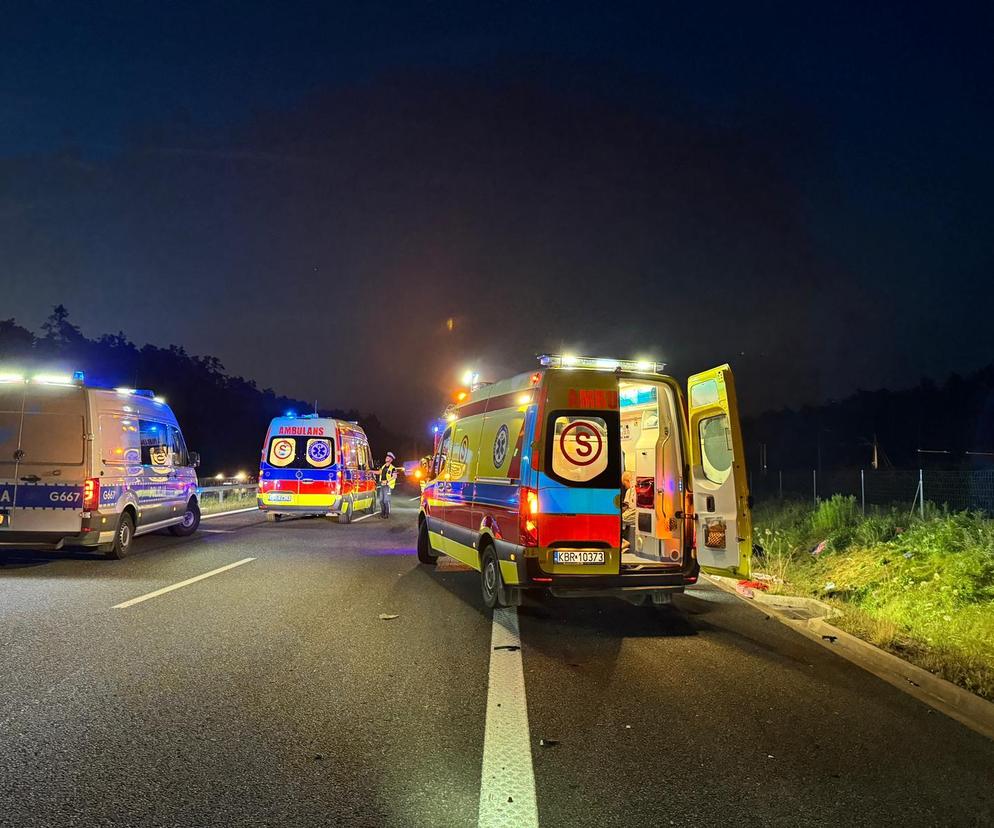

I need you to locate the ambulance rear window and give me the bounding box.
[544,410,620,488]
[267,436,336,469]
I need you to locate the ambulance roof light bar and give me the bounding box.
[537,354,666,374]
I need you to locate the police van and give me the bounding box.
[0,372,201,558]
[417,355,751,608]
[258,414,377,522]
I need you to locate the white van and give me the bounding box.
[0,372,201,558]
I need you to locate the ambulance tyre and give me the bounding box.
[265,512,283,522]
[417,520,437,565]
[169,499,201,536]
[481,545,519,608]
[339,500,353,524]
[104,512,135,559]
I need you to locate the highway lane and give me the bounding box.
[1,506,992,827]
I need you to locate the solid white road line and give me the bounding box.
[352,513,376,523]
[478,606,539,828]
[111,558,256,609]
[201,506,259,520]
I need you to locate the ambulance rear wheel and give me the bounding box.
[266,512,282,522]
[481,546,513,609]
[104,512,135,560]
[417,520,437,565]
[339,500,353,524]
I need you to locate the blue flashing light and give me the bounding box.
[72,370,85,383]
[285,410,296,418]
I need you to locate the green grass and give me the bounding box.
[198,488,259,515]
[753,495,994,700]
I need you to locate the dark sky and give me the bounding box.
[3,1,993,435]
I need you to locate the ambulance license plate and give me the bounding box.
[268,493,293,503]
[553,550,605,564]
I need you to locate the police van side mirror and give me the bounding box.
[188,451,201,468]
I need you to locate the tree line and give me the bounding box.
[742,364,994,471]
[0,307,415,475]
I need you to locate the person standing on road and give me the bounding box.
[377,452,399,518]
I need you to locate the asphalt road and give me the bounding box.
[1,501,992,828]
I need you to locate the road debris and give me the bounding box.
[822,634,838,643]
[378,613,399,620]
[539,738,560,747]
[493,644,521,652]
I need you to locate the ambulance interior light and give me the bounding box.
[537,354,666,373]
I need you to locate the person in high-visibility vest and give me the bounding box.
[377,452,399,518]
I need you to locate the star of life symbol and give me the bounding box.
[307,440,331,463]
[493,424,510,468]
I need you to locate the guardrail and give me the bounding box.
[197,484,259,511]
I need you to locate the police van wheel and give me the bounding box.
[417,521,437,565]
[105,512,135,559]
[169,500,201,536]
[481,546,511,609]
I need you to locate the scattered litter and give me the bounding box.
[907,678,920,687]
[314,753,325,761]
[811,540,827,557]
[378,613,399,621]
[625,724,631,729]
[738,580,769,592]
[493,644,520,652]
[539,738,560,748]
[507,797,513,803]
[821,635,838,643]
[822,581,837,594]
[767,754,775,759]
[902,551,913,559]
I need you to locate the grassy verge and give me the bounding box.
[198,489,259,515]
[753,495,994,700]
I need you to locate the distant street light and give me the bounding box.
[235,471,248,481]
[215,473,225,481]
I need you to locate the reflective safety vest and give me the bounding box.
[378,462,398,489]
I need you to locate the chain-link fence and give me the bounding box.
[751,468,994,515]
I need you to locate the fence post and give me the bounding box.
[778,470,783,500]
[919,469,924,519]
[219,487,225,506]
[860,469,865,515]
[813,469,817,506]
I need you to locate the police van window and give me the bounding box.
[14,388,86,466]
[139,420,172,467]
[170,427,189,467]
[545,411,620,488]
[100,414,140,465]
[699,414,733,485]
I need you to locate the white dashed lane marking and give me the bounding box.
[478,606,539,828]
[111,558,256,609]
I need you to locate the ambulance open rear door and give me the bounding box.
[687,365,752,579]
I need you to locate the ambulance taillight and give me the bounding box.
[519,487,539,547]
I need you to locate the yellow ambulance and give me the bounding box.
[417,355,751,608]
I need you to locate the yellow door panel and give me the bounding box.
[687,365,751,579]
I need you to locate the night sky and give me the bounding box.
[3,1,993,435]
